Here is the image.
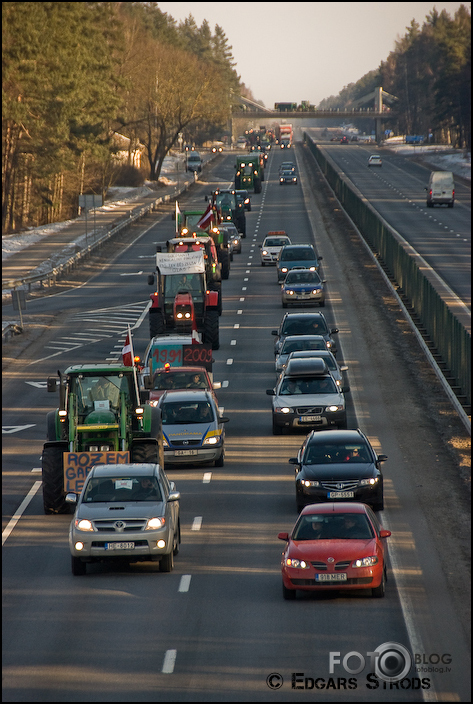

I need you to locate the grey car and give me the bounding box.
[282,350,348,387]
[67,463,180,575]
[276,244,322,282]
[275,335,328,374]
[267,358,349,435]
[272,312,339,356]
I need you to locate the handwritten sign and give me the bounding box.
[64,451,130,494]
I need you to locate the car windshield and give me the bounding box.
[281,317,328,336]
[285,270,321,284]
[280,338,326,354]
[72,374,131,413]
[303,443,370,464]
[153,371,208,391]
[265,238,288,247]
[279,376,337,395]
[281,249,315,262]
[293,513,374,540]
[161,401,214,424]
[83,476,162,502]
[164,273,204,298]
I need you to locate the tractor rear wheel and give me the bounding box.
[42,442,69,514]
[131,440,160,464]
[203,311,219,350]
[149,310,165,338]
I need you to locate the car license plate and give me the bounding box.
[175,449,198,456]
[328,491,355,499]
[105,542,134,550]
[316,573,347,582]
[300,415,322,422]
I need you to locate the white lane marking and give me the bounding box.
[237,310,243,315]
[222,380,229,388]
[226,358,233,365]
[2,424,36,434]
[231,340,236,345]
[178,575,192,593]
[234,324,240,329]
[162,649,177,674]
[2,481,42,546]
[203,472,212,483]
[191,516,202,531]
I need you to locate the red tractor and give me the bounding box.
[147,251,220,349]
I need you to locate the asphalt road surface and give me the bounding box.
[2,145,470,702]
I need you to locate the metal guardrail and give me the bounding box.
[303,133,471,409]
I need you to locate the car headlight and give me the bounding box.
[359,477,379,486]
[352,556,378,568]
[145,517,166,530]
[285,558,310,569]
[203,436,219,445]
[286,289,295,296]
[262,249,268,255]
[309,266,316,271]
[275,406,292,414]
[301,479,320,487]
[75,519,94,532]
[281,267,288,273]
[311,288,321,294]
[326,405,344,412]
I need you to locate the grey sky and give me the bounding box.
[157,2,469,107]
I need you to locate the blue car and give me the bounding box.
[277,244,322,283]
[281,268,326,307]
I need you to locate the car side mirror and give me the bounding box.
[219,416,230,423]
[380,529,391,538]
[266,389,275,396]
[212,381,222,390]
[318,255,323,260]
[340,365,348,372]
[377,454,388,462]
[65,493,78,504]
[47,377,58,393]
[278,532,289,541]
[342,386,350,393]
[330,328,339,334]
[168,491,181,502]
[271,330,278,336]
[147,274,155,286]
[288,457,299,464]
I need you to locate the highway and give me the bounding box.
[2,146,470,702]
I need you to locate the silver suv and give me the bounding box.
[67,463,180,575]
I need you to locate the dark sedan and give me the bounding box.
[272,312,339,356]
[290,429,387,512]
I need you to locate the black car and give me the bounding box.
[272,312,339,356]
[290,429,387,512]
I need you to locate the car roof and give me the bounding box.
[282,312,326,322]
[153,366,209,376]
[285,358,328,377]
[301,502,368,516]
[90,463,160,478]
[159,389,213,403]
[289,349,335,359]
[306,429,366,444]
[281,244,314,250]
[281,334,326,344]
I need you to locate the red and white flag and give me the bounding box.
[175,200,181,233]
[122,331,133,366]
[196,203,213,231]
[191,317,201,344]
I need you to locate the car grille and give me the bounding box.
[290,578,373,586]
[93,519,148,532]
[311,560,351,571]
[91,540,149,548]
[320,480,359,491]
[296,406,324,415]
[169,439,202,447]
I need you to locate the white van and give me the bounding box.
[426,171,454,208]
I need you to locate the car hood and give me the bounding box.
[299,463,376,479]
[279,260,317,269]
[276,392,344,407]
[76,501,166,520]
[289,538,378,560]
[283,283,323,292]
[163,422,217,443]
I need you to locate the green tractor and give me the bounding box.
[234,155,263,194]
[42,364,164,514]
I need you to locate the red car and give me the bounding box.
[340,136,349,144]
[278,502,390,599]
[147,365,221,406]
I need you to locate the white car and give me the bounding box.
[368,155,382,167]
[260,232,292,266]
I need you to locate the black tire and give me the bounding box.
[220,254,230,280]
[46,411,61,442]
[215,449,224,467]
[159,549,174,573]
[42,442,69,514]
[261,262,265,267]
[254,178,262,194]
[71,556,87,576]
[372,499,384,512]
[372,568,386,598]
[203,310,219,350]
[319,300,325,307]
[283,582,296,600]
[296,498,305,513]
[272,420,282,435]
[131,440,159,464]
[149,309,165,338]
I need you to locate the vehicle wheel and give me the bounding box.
[172,520,180,556]
[254,178,262,194]
[159,549,174,573]
[203,310,219,350]
[272,421,282,435]
[319,300,325,307]
[283,582,296,600]
[220,254,230,280]
[149,310,165,338]
[214,450,225,467]
[282,302,287,308]
[372,568,386,598]
[131,440,159,464]
[42,442,69,514]
[372,499,384,512]
[71,556,87,576]
[448,202,454,208]
[338,420,348,429]
[296,499,305,512]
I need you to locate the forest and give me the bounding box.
[2,3,470,235]
[318,5,470,148]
